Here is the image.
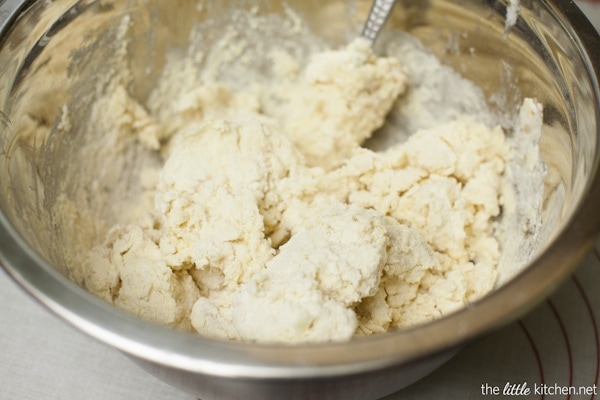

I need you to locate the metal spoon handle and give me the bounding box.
[361,0,399,44]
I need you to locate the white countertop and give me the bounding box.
[2,2,600,399]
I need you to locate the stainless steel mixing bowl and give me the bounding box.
[0,0,599,399]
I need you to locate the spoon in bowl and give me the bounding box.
[361,0,399,44]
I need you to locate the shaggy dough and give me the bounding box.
[72,32,544,344]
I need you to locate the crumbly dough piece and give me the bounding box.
[233,203,388,343]
[313,117,508,333]
[355,220,441,334]
[270,38,408,170]
[84,225,201,331]
[73,31,544,344]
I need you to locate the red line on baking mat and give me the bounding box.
[573,274,600,400]
[548,299,574,400]
[518,319,545,400]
